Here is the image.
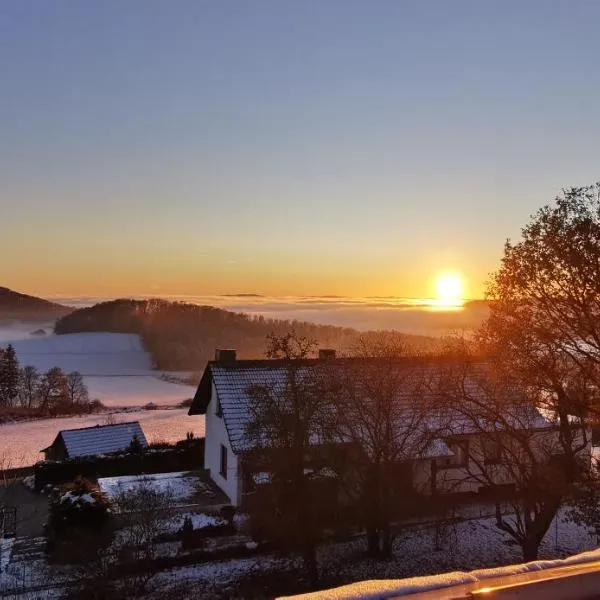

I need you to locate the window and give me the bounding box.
[437,439,469,468]
[215,398,222,418]
[482,438,502,465]
[449,440,469,467]
[220,444,228,479]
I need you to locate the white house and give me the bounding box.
[189,349,574,507]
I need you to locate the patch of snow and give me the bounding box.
[253,471,272,485]
[98,471,199,503]
[60,491,98,506]
[0,538,14,573]
[316,467,338,479]
[22,475,35,491]
[173,513,227,533]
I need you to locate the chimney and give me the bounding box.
[318,349,336,361]
[214,349,237,364]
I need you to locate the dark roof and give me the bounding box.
[189,358,551,454]
[42,421,148,458]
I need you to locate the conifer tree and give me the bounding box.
[0,344,20,406]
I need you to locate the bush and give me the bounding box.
[49,477,111,531]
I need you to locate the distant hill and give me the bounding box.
[0,287,72,321]
[54,298,438,371]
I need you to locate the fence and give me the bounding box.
[0,505,17,537]
[1,466,35,484]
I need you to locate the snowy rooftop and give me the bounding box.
[43,421,148,458]
[189,359,550,454]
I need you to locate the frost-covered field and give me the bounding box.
[3,328,195,407]
[0,323,202,467]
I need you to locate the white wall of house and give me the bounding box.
[204,382,241,505]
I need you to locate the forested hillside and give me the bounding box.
[54,299,437,370]
[0,287,71,320]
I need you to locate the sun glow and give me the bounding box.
[434,273,464,307]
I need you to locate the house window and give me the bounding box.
[220,444,228,479]
[482,438,502,465]
[449,440,469,467]
[437,439,469,468]
[215,398,222,418]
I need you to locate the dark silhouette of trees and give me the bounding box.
[54,299,436,371]
[66,371,90,406]
[0,355,91,415]
[244,332,336,587]
[38,367,69,413]
[436,342,588,561]
[332,338,434,556]
[434,185,600,560]
[0,344,20,406]
[18,365,40,409]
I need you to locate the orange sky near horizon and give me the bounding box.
[4,254,487,301]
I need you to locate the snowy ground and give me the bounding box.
[0,323,201,467]
[142,508,599,598]
[98,471,201,504]
[1,506,598,599]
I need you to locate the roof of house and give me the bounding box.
[42,421,148,459]
[189,357,553,455]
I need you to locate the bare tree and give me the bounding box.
[454,185,600,559]
[37,367,68,413]
[66,372,90,407]
[17,366,40,409]
[244,332,334,586]
[332,337,434,556]
[486,185,600,381]
[437,342,589,561]
[69,480,176,599]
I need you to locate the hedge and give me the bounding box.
[34,438,204,490]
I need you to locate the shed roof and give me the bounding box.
[43,421,148,458]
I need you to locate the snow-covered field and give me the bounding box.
[0,322,203,467]
[3,327,195,407]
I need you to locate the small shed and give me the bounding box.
[41,421,148,461]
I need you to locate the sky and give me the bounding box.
[2,1,600,300]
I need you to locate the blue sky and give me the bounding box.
[2,1,599,298]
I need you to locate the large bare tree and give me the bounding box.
[438,334,591,562]
[331,338,434,556]
[244,332,336,586]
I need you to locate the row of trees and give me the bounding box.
[0,344,91,413]
[245,185,600,583]
[53,297,436,370]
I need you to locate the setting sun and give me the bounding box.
[434,273,464,306]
